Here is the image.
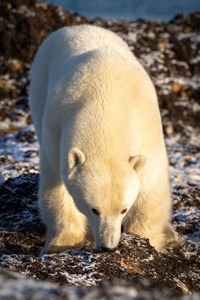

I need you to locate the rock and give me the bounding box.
[0,268,199,300]
[165,124,174,135]
[0,173,199,294]
[172,82,181,93]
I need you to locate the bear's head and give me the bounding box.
[63,147,145,252]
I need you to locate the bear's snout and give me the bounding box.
[94,216,121,253]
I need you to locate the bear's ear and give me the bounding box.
[129,155,145,171]
[68,147,86,171]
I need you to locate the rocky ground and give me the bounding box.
[0,0,200,298]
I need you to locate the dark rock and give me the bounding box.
[1,267,199,300]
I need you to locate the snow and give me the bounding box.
[0,125,39,182]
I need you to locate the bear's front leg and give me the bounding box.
[123,190,180,251]
[39,161,88,255]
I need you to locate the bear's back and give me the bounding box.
[30,25,152,145]
[40,25,141,70]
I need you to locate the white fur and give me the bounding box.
[30,25,178,254]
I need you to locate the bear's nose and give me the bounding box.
[101,246,118,252]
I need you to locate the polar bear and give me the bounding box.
[30,24,178,254]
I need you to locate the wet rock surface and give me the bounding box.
[0,0,200,298]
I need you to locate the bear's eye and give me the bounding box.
[121,208,127,214]
[91,208,99,216]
